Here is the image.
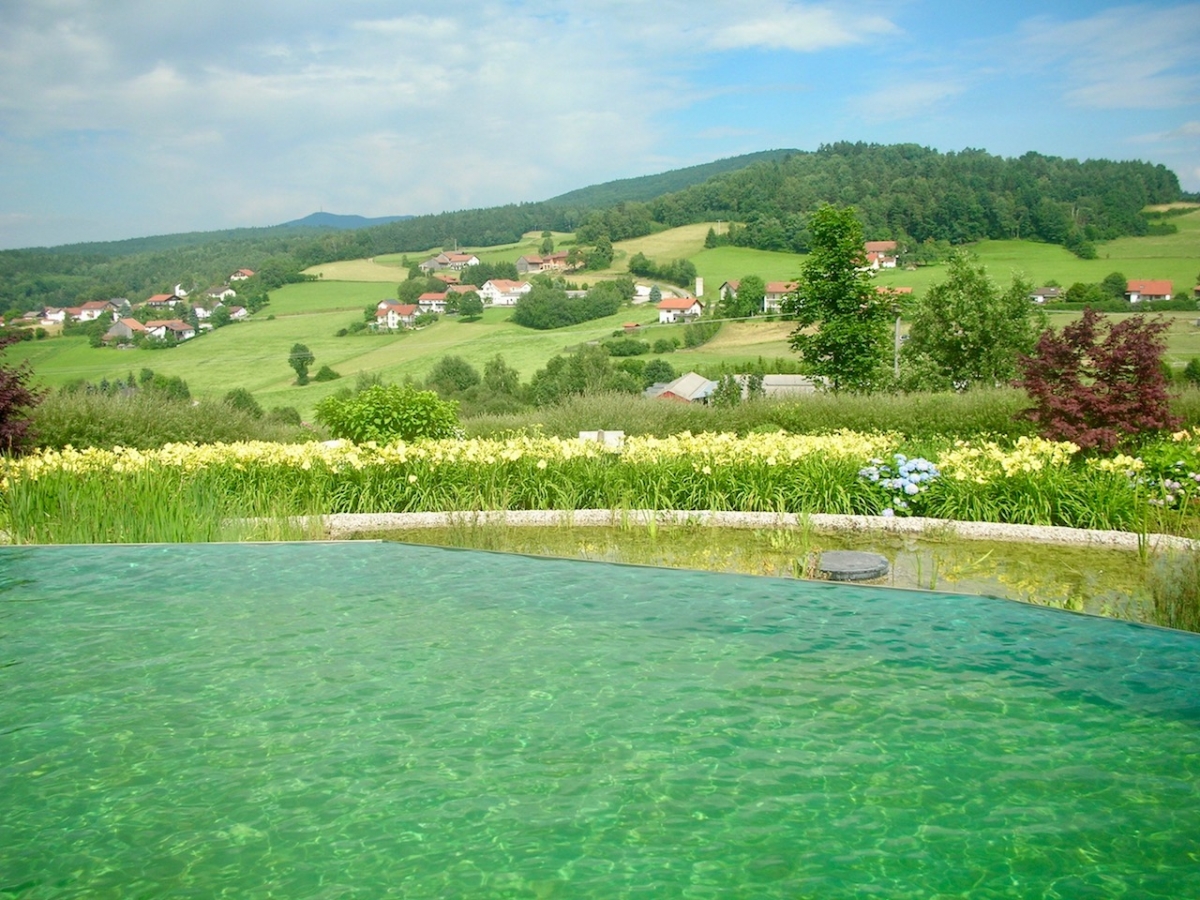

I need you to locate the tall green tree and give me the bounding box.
[1101,271,1128,299]
[586,236,613,270]
[720,275,764,319]
[457,292,484,320]
[288,343,315,385]
[902,251,1045,388]
[784,205,892,391]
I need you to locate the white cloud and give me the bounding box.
[1019,4,1200,109]
[858,78,966,121]
[709,3,896,52]
[1168,120,1200,137]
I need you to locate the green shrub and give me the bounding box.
[314,384,460,443]
[604,338,650,357]
[223,388,263,419]
[652,338,678,354]
[314,365,341,382]
[426,356,481,394]
[267,406,303,426]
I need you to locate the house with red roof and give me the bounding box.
[480,279,533,306]
[863,240,898,270]
[657,296,704,324]
[1126,279,1173,303]
[77,300,117,322]
[229,269,255,281]
[144,293,182,310]
[763,282,798,313]
[375,300,419,330]
[515,252,572,275]
[417,292,449,313]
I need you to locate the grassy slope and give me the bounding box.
[9,212,1199,414]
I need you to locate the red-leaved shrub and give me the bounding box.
[1017,308,1179,453]
[0,332,45,454]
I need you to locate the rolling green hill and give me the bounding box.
[8,211,1198,418]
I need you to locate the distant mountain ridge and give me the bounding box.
[281,212,413,230]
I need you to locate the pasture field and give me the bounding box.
[306,258,410,282]
[268,281,398,313]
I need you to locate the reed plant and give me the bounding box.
[1148,549,1200,633]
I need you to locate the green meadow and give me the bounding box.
[6,212,1198,414]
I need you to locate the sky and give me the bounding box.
[0,0,1198,249]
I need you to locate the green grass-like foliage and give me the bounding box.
[5,430,1199,547]
[315,384,460,443]
[1149,550,1200,632]
[463,388,1041,440]
[31,390,309,449]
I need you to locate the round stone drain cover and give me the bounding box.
[816,550,889,582]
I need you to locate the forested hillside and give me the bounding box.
[544,150,798,208]
[578,143,1182,255]
[0,143,1182,314]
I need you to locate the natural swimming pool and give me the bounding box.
[2,541,1198,898]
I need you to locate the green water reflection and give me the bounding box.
[366,524,1153,619]
[1,542,1197,899]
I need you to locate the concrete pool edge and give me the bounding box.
[312,510,1200,553]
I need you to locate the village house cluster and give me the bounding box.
[9,270,255,345]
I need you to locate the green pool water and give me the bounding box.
[1,542,1198,899]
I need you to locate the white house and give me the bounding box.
[145,319,195,341]
[1126,279,1172,303]
[1029,287,1063,304]
[480,279,533,306]
[230,269,255,281]
[417,292,448,313]
[763,282,797,313]
[657,296,703,324]
[375,301,418,330]
[77,300,116,321]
